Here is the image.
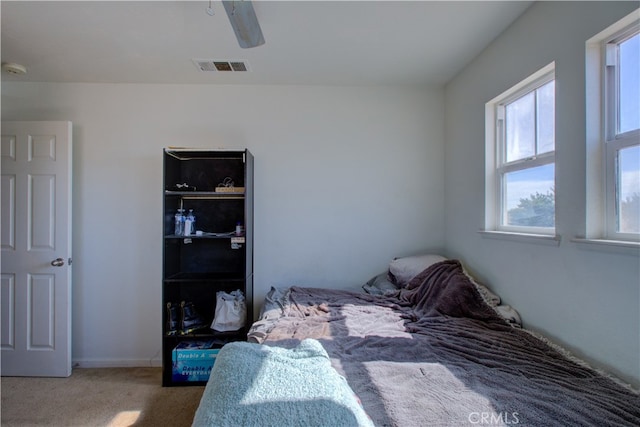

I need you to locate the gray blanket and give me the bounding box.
[249,260,640,426]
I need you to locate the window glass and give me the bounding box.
[619,33,640,134]
[505,80,555,163]
[504,163,555,227]
[618,145,640,233]
[536,81,555,154]
[506,91,535,162]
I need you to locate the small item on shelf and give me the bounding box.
[215,186,245,193]
[184,209,196,236]
[211,290,246,332]
[235,221,243,236]
[166,302,179,336]
[181,301,207,334]
[215,176,244,193]
[174,183,197,191]
[230,236,244,249]
[174,209,185,236]
[218,176,234,188]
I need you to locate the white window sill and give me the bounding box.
[478,230,561,246]
[571,238,640,255]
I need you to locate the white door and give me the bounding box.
[1,121,72,377]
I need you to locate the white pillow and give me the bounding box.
[495,305,522,326]
[388,254,447,287]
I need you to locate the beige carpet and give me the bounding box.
[1,368,205,427]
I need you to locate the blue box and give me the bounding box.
[172,341,220,382]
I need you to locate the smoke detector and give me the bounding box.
[192,59,249,72]
[2,62,27,75]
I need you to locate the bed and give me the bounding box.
[193,258,640,426]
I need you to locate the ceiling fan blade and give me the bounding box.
[222,1,265,49]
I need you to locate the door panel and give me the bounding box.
[1,274,15,349]
[28,273,55,349]
[1,174,16,250]
[1,121,72,377]
[28,174,56,251]
[28,134,57,161]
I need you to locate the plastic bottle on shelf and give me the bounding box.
[236,221,243,236]
[185,209,195,236]
[174,209,185,236]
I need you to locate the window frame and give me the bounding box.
[488,65,557,236]
[603,25,640,241]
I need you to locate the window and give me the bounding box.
[604,28,640,240]
[486,64,556,235]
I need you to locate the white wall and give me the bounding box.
[1,82,445,366]
[444,1,639,387]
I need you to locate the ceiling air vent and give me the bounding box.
[192,59,250,72]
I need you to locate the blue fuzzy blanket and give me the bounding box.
[192,339,373,427]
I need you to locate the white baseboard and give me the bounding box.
[72,358,162,368]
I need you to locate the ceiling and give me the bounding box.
[1,1,532,86]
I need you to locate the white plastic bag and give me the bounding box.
[211,290,246,332]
